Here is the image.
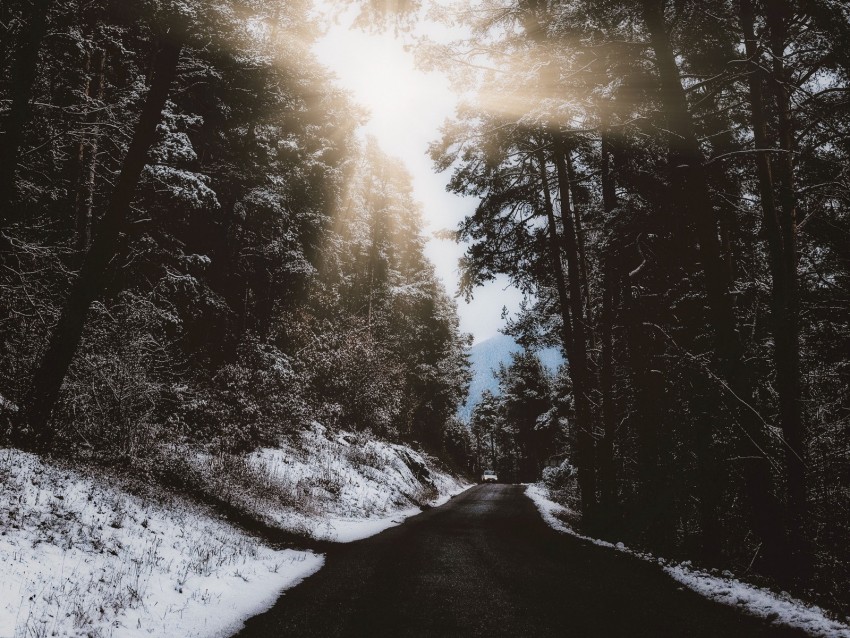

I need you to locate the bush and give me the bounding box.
[542,459,578,504]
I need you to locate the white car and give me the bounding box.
[481,470,498,483]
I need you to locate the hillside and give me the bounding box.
[0,431,468,638]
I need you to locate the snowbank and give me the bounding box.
[0,449,322,638]
[526,484,850,638]
[231,424,469,542]
[0,429,469,637]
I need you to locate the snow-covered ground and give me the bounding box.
[0,428,468,638]
[0,449,323,638]
[526,484,850,638]
[193,423,469,543]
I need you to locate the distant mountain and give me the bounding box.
[458,334,563,421]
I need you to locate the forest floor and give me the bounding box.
[0,428,467,638]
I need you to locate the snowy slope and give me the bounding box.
[191,423,469,543]
[458,334,563,420]
[0,449,322,638]
[0,427,469,637]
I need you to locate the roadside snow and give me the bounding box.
[313,508,422,543]
[526,484,850,638]
[197,424,470,543]
[0,429,469,637]
[314,481,469,544]
[0,449,322,638]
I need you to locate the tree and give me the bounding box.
[0,0,53,221]
[496,350,555,482]
[22,26,185,447]
[471,390,500,473]
[431,0,850,598]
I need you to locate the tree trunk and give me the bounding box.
[536,148,597,518]
[474,430,481,474]
[0,0,52,224]
[597,128,619,525]
[566,152,595,349]
[762,0,809,581]
[549,142,599,518]
[75,47,107,252]
[622,269,669,540]
[641,0,785,571]
[22,34,183,448]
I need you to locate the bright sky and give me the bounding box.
[312,13,523,344]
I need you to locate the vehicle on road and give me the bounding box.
[481,470,498,483]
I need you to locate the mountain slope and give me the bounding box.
[459,334,563,420]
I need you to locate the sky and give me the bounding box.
[312,13,523,344]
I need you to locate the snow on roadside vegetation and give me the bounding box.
[192,423,469,543]
[526,484,850,638]
[0,427,467,637]
[0,449,322,638]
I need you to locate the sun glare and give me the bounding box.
[314,26,444,153]
[314,15,525,342]
[339,36,414,118]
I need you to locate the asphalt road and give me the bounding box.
[234,484,806,638]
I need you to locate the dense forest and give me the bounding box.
[1,0,849,623]
[470,351,563,483]
[0,0,470,467]
[428,0,850,612]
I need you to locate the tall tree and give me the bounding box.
[640,0,785,568]
[0,0,53,222]
[22,29,184,446]
[738,0,808,576]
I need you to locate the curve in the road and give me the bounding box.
[234,484,807,638]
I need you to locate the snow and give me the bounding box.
[213,424,470,543]
[313,483,468,544]
[313,508,422,543]
[0,449,322,638]
[0,428,469,637]
[144,165,219,209]
[0,392,17,412]
[666,566,850,638]
[525,484,850,638]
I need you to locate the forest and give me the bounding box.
[435,0,850,613]
[0,1,470,484]
[1,0,849,629]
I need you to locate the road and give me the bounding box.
[234,484,806,638]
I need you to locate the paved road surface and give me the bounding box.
[234,484,805,637]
